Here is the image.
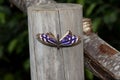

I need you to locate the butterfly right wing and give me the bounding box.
[59,30,81,47]
[36,32,58,47]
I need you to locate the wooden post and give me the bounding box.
[28,3,83,80]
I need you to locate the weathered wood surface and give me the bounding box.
[83,18,120,80]
[28,3,84,80]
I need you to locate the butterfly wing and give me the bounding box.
[36,32,58,47]
[59,30,81,47]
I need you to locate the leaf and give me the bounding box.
[8,39,18,54]
[76,0,85,5]
[103,12,118,30]
[23,59,30,71]
[0,12,6,24]
[0,0,3,4]
[4,73,14,80]
[86,3,97,16]
[85,69,94,80]
[92,18,101,32]
[103,12,117,24]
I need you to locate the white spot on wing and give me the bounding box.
[69,37,71,40]
[71,40,75,44]
[40,35,42,38]
[76,37,79,42]
[43,34,46,37]
[43,38,47,42]
[72,36,75,39]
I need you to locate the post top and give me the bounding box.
[28,3,82,11]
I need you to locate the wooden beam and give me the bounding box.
[83,18,120,80]
[28,3,84,80]
[9,0,56,12]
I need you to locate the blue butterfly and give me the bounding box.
[36,30,81,49]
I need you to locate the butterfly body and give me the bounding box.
[37,30,81,49]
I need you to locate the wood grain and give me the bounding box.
[28,3,84,80]
[83,32,120,80]
[83,18,120,80]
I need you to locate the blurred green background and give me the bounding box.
[0,0,120,80]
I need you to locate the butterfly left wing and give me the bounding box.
[36,32,58,47]
[59,30,81,47]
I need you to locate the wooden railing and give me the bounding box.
[9,0,120,80]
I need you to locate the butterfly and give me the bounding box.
[36,30,81,49]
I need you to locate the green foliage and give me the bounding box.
[8,39,18,54]
[1,0,120,80]
[76,0,84,5]
[0,0,3,4]
[23,59,30,71]
[0,12,6,24]
[4,73,14,80]
[85,68,94,80]
[0,46,4,58]
[0,0,30,80]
